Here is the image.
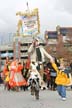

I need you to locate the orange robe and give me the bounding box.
[3,65,10,82]
[9,61,27,87]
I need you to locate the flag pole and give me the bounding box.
[26,2,30,13]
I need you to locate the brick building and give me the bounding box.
[44,26,72,61]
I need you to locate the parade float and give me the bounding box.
[13,3,42,60]
[16,8,40,37]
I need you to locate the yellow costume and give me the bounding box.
[52,63,70,85]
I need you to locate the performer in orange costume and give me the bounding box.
[9,59,27,89]
[2,57,11,90]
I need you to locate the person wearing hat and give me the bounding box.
[28,38,53,89]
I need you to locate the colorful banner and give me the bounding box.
[16,8,40,36]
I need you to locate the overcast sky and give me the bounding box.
[0,0,72,37]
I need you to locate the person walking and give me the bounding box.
[52,58,70,101]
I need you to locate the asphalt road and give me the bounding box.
[0,85,72,108]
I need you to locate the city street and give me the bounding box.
[0,85,72,108]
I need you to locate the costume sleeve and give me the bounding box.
[41,47,54,62]
[52,63,59,74]
[28,44,34,53]
[41,47,59,74]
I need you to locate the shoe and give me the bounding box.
[36,96,39,100]
[62,97,66,101]
[43,87,46,90]
[52,88,56,91]
[31,92,34,95]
